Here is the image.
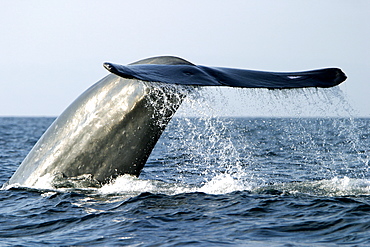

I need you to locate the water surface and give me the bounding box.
[1,116,370,246]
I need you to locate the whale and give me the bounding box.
[3,56,347,188]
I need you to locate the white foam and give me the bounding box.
[95,173,257,197]
[97,174,194,196]
[268,177,370,197]
[2,173,55,191]
[198,174,254,194]
[98,175,157,195]
[315,177,370,196]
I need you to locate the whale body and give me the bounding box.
[4,56,347,188]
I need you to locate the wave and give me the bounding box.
[6,173,370,199]
[95,172,370,197]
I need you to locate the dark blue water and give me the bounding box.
[1,117,370,246]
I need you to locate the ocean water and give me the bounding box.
[1,114,370,246]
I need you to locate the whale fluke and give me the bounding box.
[104,57,346,89]
[3,56,347,188]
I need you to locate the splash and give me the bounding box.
[91,174,370,197]
[141,85,370,196]
[145,82,193,128]
[95,173,255,197]
[198,174,254,194]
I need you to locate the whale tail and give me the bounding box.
[4,56,346,188]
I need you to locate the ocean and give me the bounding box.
[1,116,370,246]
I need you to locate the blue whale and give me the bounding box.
[4,56,346,188]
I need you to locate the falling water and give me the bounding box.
[138,84,370,196]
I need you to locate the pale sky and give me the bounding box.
[1,0,369,117]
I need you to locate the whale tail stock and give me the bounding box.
[4,56,346,188]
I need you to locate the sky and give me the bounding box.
[1,0,369,117]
